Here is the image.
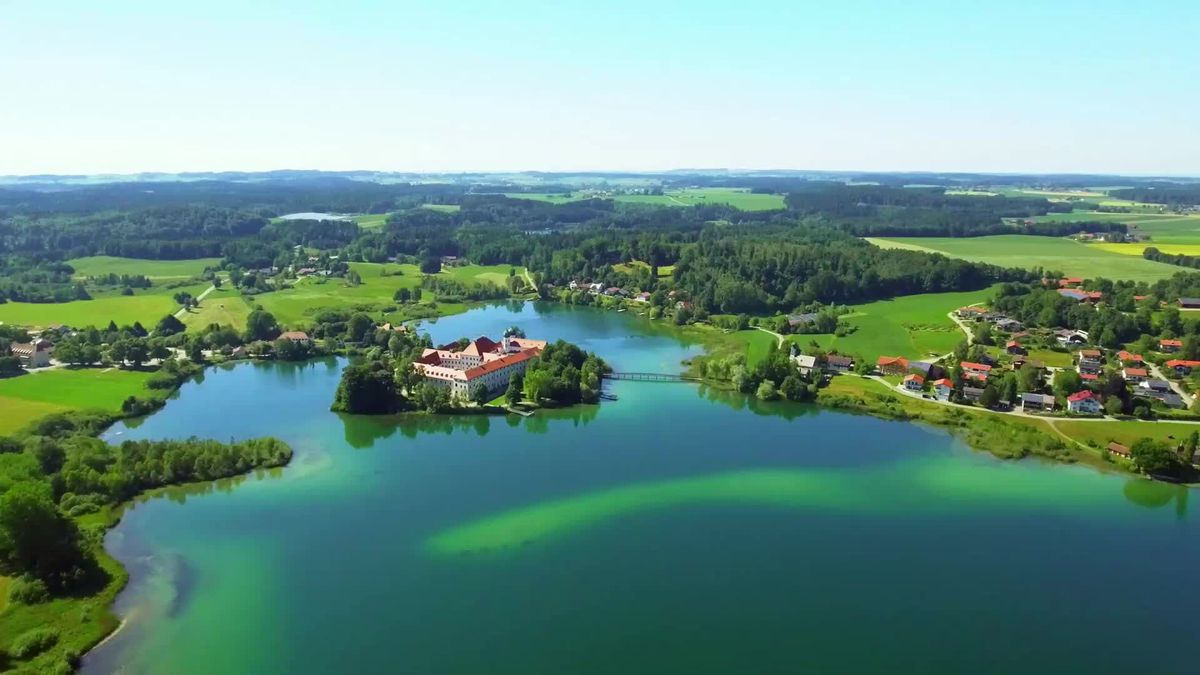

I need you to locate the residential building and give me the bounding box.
[1122,367,1148,383]
[876,356,909,376]
[1020,392,1056,412]
[1166,359,1200,376]
[1055,329,1090,346]
[1116,350,1144,365]
[824,355,854,373]
[931,378,953,401]
[1066,390,1102,414]
[1140,379,1172,393]
[787,313,819,328]
[960,361,992,382]
[792,354,817,376]
[956,306,988,319]
[1107,442,1131,459]
[1057,277,1085,288]
[10,339,53,368]
[962,386,985,403]
[1005,340,1027,356]
[903,374,925,391]
[1160,338,1183,353]
[279,331,312,345]
[909,360,937,378]
[995,318,1023,332]
[413,335,547,398]
[1179,298,1200,309]
[1079,372,1100,386]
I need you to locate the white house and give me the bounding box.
[10,339,53,368]
[1066,390,1102,414]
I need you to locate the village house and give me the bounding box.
[931,378,953,401]
[1066,390,1102,415]
[279,331,312,346]
[413,336,547,399]
[1055,329,1090,347]
[1020,392,1056,412]
[994,318,1023,333]
[903,374,925,391]
[1165,359,1200,376]
[876,356,909,376]
[962,386,985,403]
[9,339,53,368]
[633,292,651,303]
[1078,358,1104,376]
[1122,367,1148,383]
[1005,340,1027,356]
[1107,442,1131,459]
[1139,379,1172,393]
[1179,298,1200,309]
[956,306,988,319]
[1116,350,1144,365]
[792,354,817,377]
[959,361,991,382]
[1057,277,1085,288]
[787,312,820,329]
[1159,338,1183,353]
[823,355,854,373]
[909,360,938,378]
[1079,372,1100,386]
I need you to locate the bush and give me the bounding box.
[7,575,50,605]
[9,628,59,659]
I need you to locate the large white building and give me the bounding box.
[413,336,546,399]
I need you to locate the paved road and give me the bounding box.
[1147,361,1195,408]
[174,284,217,319]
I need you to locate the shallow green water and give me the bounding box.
[85,302,1200,674]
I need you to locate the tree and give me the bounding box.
[244,310,280,342]
[1182,431,1199,463]
[155,314,186,337]
[1130,438,1185,476]
[173,291,194,308]
[0,482,89,589]
[347,313,375,343]
[469,383,490,406]
[1104,396,1124,416]
[756,380,779,400]
[1053,370,1083,398]
[523,369,554,403]
[331,361,399,414]
[420,256,442,274]
[979,384,1001,409]
[505,373,523,407]
[1017,363,1041,393]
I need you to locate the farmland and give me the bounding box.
[0,367,156,434]
[0,282,210,328]
[867,235,1180,282]
[67,256,220,280]
[503,188,786,211]
[1030,211,1200,244]
[253,262,522,328]
[351,214,389,230]
[783,286,998,362]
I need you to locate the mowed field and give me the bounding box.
[351,214,389,230]
[504,188,786,211]
[867,235,1181,282]
[67,256,219,280]
[254,262,523,328]
[181,287,254,330]
[0,368,155,434]
[0,283,210,328]
[784,286,998,362]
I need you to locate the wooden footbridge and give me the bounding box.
[604,372,700,383]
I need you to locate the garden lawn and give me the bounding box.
[0,283,209,329]
[785,286,997,362]
[867,235,1180,282]
[67,256,219,280]
[1053,420,1200,449]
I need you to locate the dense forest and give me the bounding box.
[1110,184,1200,206]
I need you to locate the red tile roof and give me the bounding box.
[1160,339,1183,347]
[876,356,908,368]
[1067,390,1096,402]
[960,361,992,372]
[1166,359,1200,368]
[1117,351,1143,362]
[931,378,952,387]
[1107,442,1131,457]
[1080,373,1099,381]
[464,348,535,379]
[1123,368,1148,377]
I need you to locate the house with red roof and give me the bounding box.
[903,373,925,391]
[1005,340,1027,356]
[1117,350,1144,365]
[1159,338,1183,353]
[876,356,909,376]
[960,361,992,382]
[1106,442,1131,459]
[1058,277,1085,288]
[414,335,545,399]
[1122,367,1148,383]
[1165,359,1200,376]
[1066,390,1102,414]
[931,378,954,401]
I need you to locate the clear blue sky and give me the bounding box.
[1,0,1196,175]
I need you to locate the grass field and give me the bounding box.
[1031,211,1200,244]
[252,263,521,328]
[503,188,786,211]
[784,286,997,361]
[420,204,461,213]
[0,283,210,329]
[1053,420,1200,449]
[181,286,254,329]
[612,260,674,277]
[352,214,389,230]
[867,235,1181,282]
[1088,242,1200,257]
[67,256,220,280]
[0,367,156,434]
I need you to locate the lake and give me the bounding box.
[84,302,1200,674]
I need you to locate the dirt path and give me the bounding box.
[755,326,784,347]
[174,284,217,319]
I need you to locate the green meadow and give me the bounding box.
[181,287,255,330]
[867,235,1180,282]
[785,286,998,361]
[1030,210,1200,244]
[252,262,523,328]
[67,256,220,280]
[0,368,156,434]
[0,283,210,328]
[351,214,390,230]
